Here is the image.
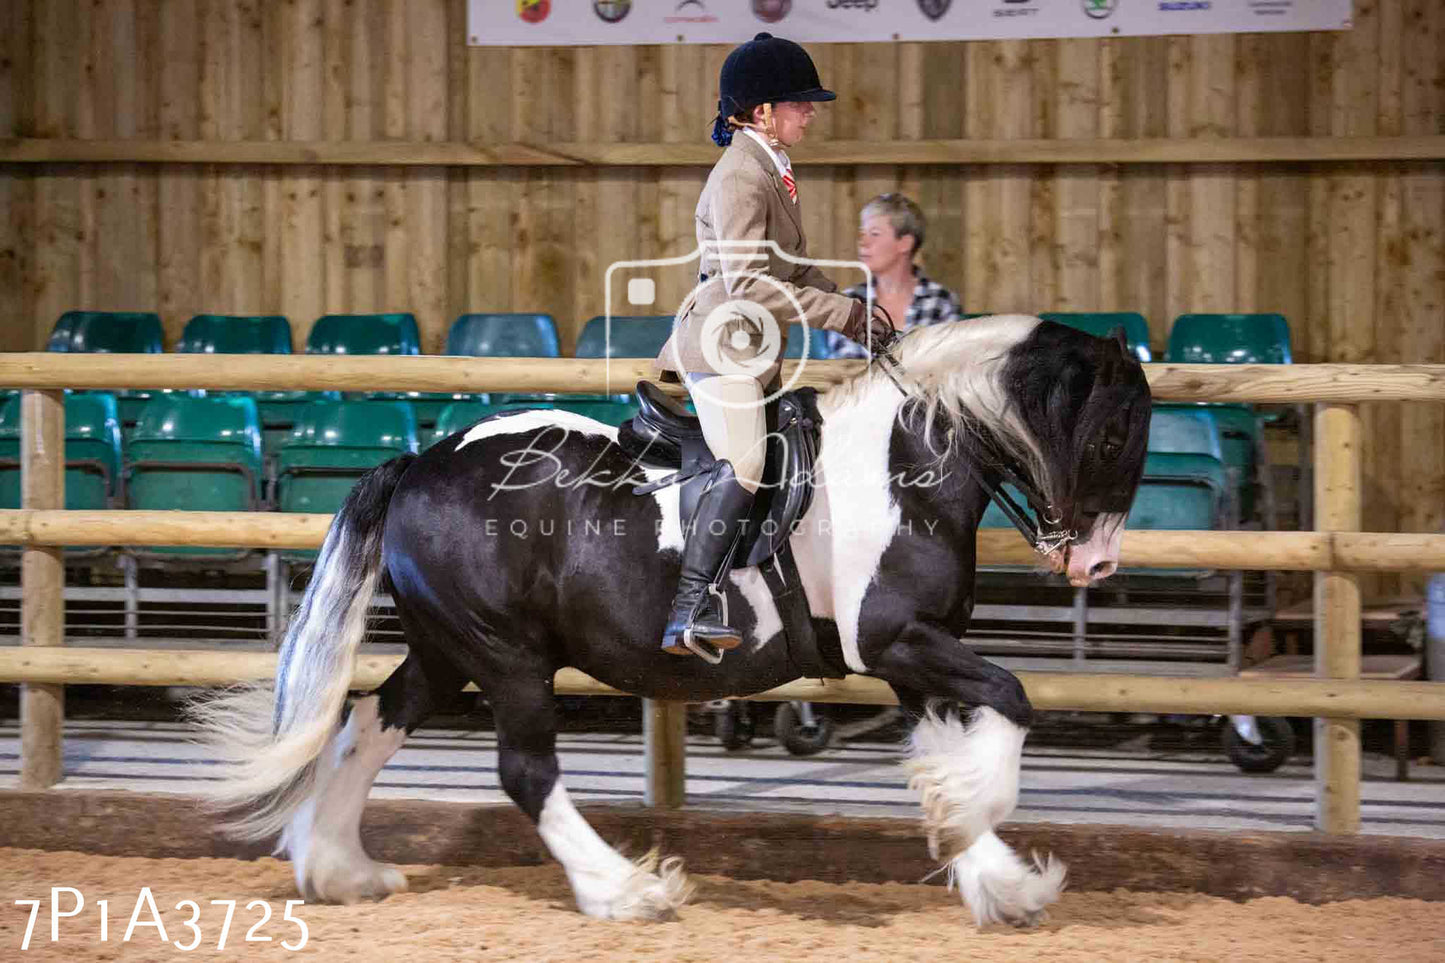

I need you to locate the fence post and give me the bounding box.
[1314,403,1361,833]
[20,389,65,789]
[642,699,687,809]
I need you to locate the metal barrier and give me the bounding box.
[3,353,1445,831]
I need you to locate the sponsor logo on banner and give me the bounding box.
[1248,0,1292,15]
[517,0,550,23]
[826,0,879,9]
[752,0,791,23]
[665,0,719,24]
[996,0,1039,17]
[916,0,952,21]
[1158,0,1211,9]
[594,0,631,23]
[1082,0,1118,19]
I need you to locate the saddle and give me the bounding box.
[618,381,847,678]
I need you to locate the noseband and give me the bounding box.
[865,313,1077,557]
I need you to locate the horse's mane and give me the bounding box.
[821,314,1053,497]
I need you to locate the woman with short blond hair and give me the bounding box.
[826,192,963,360]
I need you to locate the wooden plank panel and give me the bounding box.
[1371,0,1406,597]
[961,43,990,312]
[463,40,513,322]
[0,168,32,351]
[404,0,449,351]
[1119,38,1169,341]
[279,0,325,336]
[1053,38,1099,311]
[1188,35,1236,314]
[1327,1,1380,595]
[321,0,350,319]
[1397,0,1445,590]
[1096,36,1122,315]
[157,0,202,343]
[30,169,83,349]
[0,0,34,348]
[656,44,707,317]
[379,0,408,318]
[339,0,383,322]
[919,44,965,305]
[0,0,33,137]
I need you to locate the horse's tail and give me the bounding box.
[188,453,417,841]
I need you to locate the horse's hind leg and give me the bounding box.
[282,646,466,903]
[489,675,693,920]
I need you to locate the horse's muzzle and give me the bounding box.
[1055,512,1127,587]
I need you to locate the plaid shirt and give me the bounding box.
[823,268,963,359]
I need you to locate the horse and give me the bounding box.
[192,314,1152,927]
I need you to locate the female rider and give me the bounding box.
[654,33,893,659]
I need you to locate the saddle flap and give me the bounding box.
[621,383,822,573]
[636,381,703,437]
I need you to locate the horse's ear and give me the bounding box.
[1108,325,1129,357]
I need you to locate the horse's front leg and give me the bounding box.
[868,622,1065,927]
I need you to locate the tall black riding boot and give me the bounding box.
[660,460,757,660]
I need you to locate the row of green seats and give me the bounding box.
[42,309,1293,367]
[975,312,1293,367]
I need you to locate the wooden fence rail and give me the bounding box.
[0,510,1442,572]
[2,354,1445,403]
[3,647,1444,722]
[6,358,1444,835]
[5,135,1444,167]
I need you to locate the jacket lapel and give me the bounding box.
[733,133,804,238]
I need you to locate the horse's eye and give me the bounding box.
[1101,440,1122,460]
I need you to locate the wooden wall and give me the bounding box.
[0,0,1441,581]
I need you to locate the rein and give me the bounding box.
[865,314,1076,557]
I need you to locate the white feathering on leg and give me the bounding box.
[904,705,1065,926]
[946,833,1067,927]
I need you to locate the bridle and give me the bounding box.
[865,306,1077,558]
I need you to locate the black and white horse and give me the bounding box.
[194,315,1151,927]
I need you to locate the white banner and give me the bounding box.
[470,1,1352,46]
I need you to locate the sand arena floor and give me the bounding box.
[2,848,1442,962]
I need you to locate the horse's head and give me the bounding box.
[1001,321,1152,585]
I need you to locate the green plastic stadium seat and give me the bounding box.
[562,315,668,420]
[274,400,418,562]
[1147,406,1224,461]
[46,311,166,426]
[447,314,561,358]
[173,315,325,449]
[1165,313,1292,365]
[783,322,832,360]
[304,313,461,427]
[1154,402,1261,519]
[176,315,293,354]
[46,311,164,354]
[126,394,264,562]
[575,315,674,359]
[0,393,123,528]
[1040,312,1153,363]
[306,313,421,356]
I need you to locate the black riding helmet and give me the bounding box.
[711,33,835,147]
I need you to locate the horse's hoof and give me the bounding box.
[576,852,694,921]
[305,860,409,904]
